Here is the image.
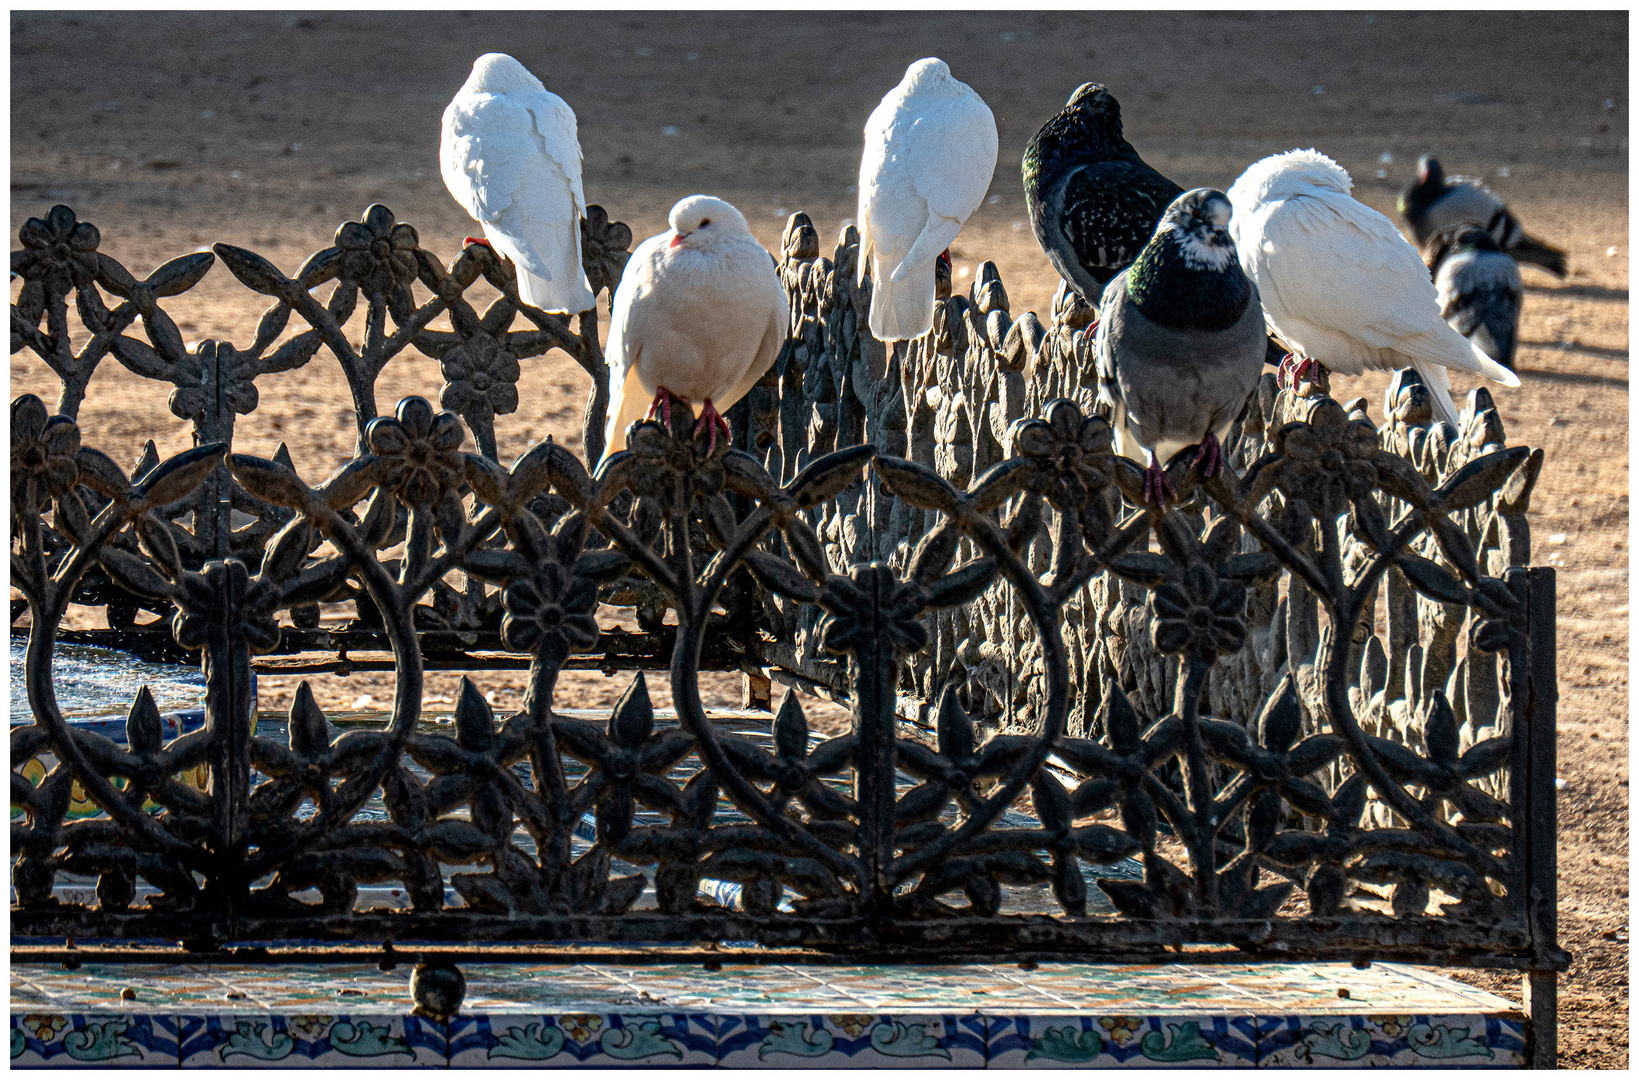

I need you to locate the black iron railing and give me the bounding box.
[10,202,1563,1063]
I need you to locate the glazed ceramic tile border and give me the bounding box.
[987,1014,1259,1068]
[446,1012,717,1067]
[715,1013,988,1068]
[1255,1013,1527,1067]
[11,1013,180,1068]
[175,1013,446,1067]
[9,1010,1531,1068]
[9,960,1531,1068]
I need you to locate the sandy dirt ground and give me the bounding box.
[9,11,1628,1065]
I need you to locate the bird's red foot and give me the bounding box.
[463,236,494,250]
[1142,452,1177,508]
[646,386,688,430]
[1191,432,1225,478]
[1278,352,1319,390]
[694,398,731,457]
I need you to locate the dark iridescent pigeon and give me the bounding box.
[1094,188,1267,506]
[1399,156,1566,277]
[1423,224,1524,372]
[1025,83,1286,367]
[1022,83,1184,302]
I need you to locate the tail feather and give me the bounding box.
[867,258,938,341]
[484,221,596,314]
[1508,233,1567,278]
[600,364,650,464]
[1464,336,1520,387]
[1410,359,1461,429]
[516,264,596,315]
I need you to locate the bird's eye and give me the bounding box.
[699,219,711,227]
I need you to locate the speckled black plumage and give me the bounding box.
[1022,84,1184,303]
[1125,224,1253,333]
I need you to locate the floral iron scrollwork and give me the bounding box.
[10,202,1558,981]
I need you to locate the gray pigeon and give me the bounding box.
[1095,188,1267,506]
[1399,156,1566,277]
[1423,224,1523,371]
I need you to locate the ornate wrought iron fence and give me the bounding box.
[11,202,1561,1059]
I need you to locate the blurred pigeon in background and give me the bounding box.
[855,58,998,341]
[1399,155,1567,277]
[1423,224,1524,371]
[1022,83,1183,302]
[601,196,786,461]
[1228,149,1521,428]
[441,53,597,314]
[1094,189,1267,506]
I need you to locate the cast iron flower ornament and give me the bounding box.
[578,204,633,300]
[1008,398,1119,546]
[817,562,931,659]
[11,394,80,515]
[1269,398,1381,519]
[335,203,419,303]
[14,204,100,300]
[1151,562,1249,662]
[168,342,260,422]
[365,396,466,506]
[440,331,522,422]
[617,407,729,516]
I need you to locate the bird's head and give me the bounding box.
[1157,188,1237,271]
[1420,223,1500,275]
[1229,148,1352,211]
[1416,155,1444,188]
[667,195,747,251]
[463,53,545,96]
[902,57,954,89]
[1067,82,1111,106]
[1445,223,1501,254]
[1025,82,1126,172]
[1059,82,1124,143]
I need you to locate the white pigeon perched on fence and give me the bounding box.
[440,52,597,315]
[1226,149,1520,428]
[856,57,998,341]
[600,195,787,462]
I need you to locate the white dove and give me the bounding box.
[600,195,787,462]
[856,57,998,341]
[440,52,596,315]
[1227,149,1520,427]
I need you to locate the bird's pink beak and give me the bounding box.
[668,231,688,249]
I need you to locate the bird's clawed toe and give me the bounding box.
[1190,433,1225,478]
[1277,353,1319,390]
[694,399,731,457]
[1142,453,1177,508]
[647,386,688,429]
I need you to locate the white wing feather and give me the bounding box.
[889,93,997,280]
[856,68,997,339]
[601,233,670,456]
[1239,188,1521,390]
[440,87,594,314]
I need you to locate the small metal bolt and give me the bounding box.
[1336,987,1351,999]
[410,961,465,1025]
[1018,959,1038,971]
[120,987,137,1001]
